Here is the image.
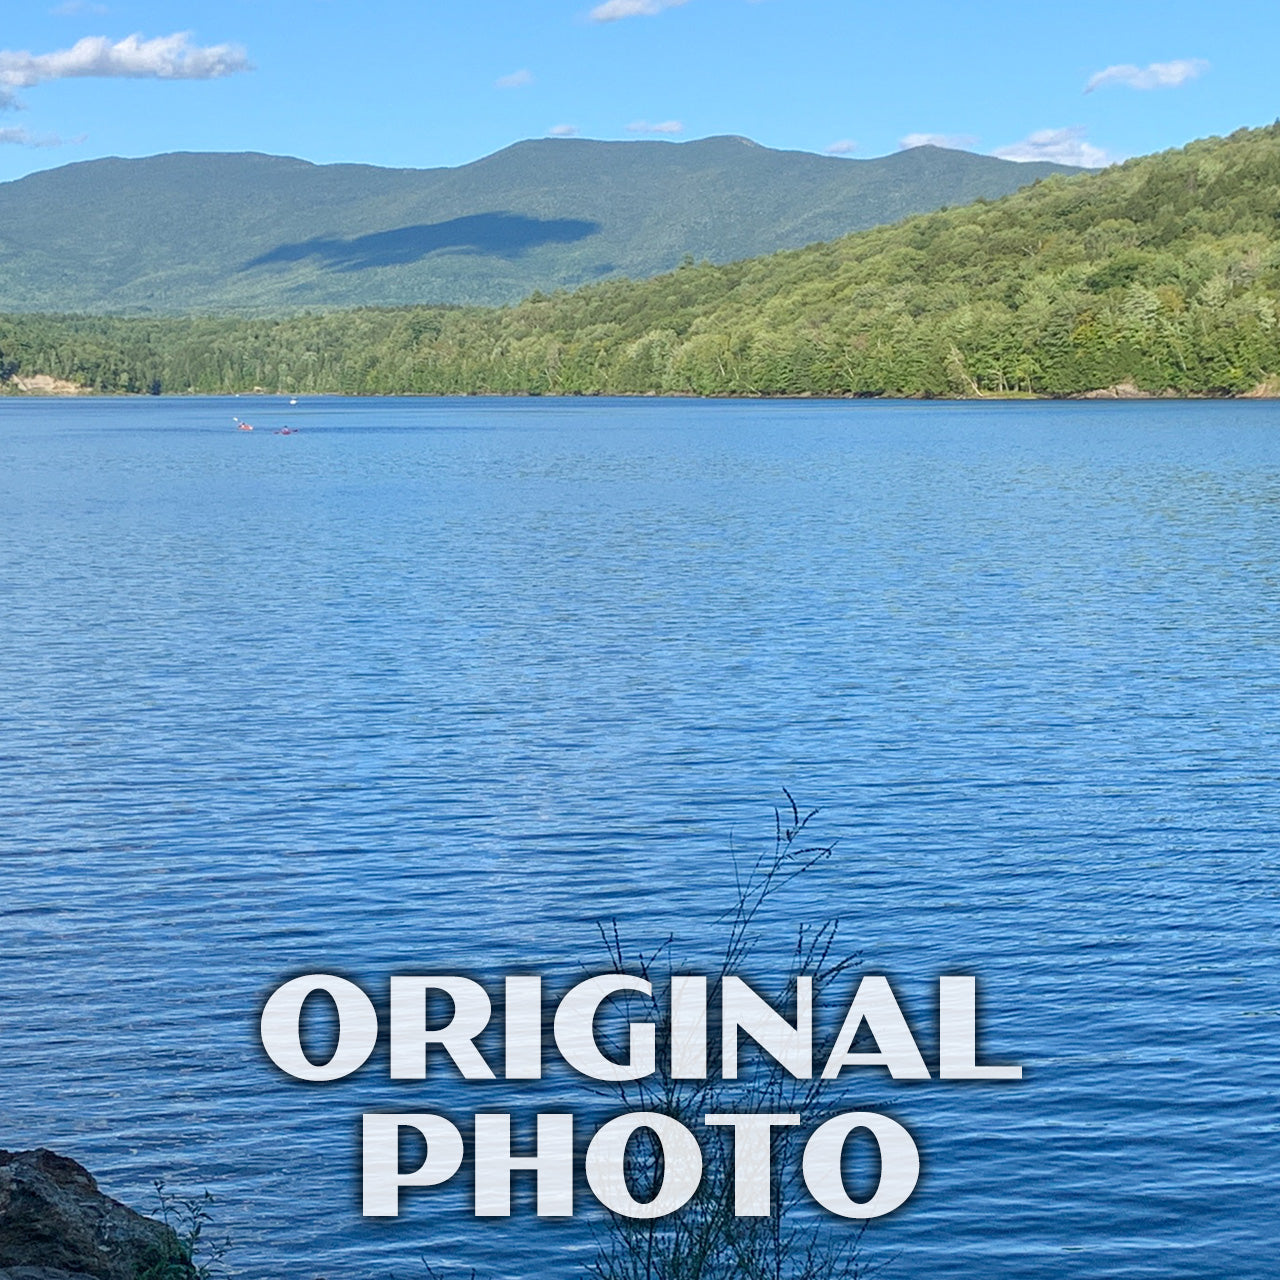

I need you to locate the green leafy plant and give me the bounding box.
[135,1180,229,1280]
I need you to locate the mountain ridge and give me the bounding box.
[0,136,1078,314]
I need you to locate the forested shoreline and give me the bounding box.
[4,124,1280,400]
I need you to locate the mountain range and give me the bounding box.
[5,123,1273,398]
[0,136,1078,314]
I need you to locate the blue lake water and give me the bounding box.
[1,395,1277,1279]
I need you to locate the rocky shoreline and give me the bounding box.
[0,1150,194,1280]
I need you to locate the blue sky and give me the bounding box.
[0,0,1275,183]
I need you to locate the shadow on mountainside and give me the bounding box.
[245,212,601,272]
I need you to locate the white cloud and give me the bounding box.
[0,125,68,146]
[590,0,690,22]
[548,123,579,137]
[992,126,1111,168]
[626,119,683,134]
[1085,58,1208,93]
[899,132,978,151]
[495,68,533,89]
[0,32,251,108]
[824,139,857,155]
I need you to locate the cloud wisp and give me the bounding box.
[0,32,251,109]
[824,139,857,155]
[626,119,683,134]
[992,126,1111,168]
[900,131,978,151]
[548,124,579,137]
[1085,58,1208,92]
[0,125,70,146]
[590,0,690,22]
[495,68,534,89]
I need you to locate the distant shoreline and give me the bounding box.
[5,381,1279,402]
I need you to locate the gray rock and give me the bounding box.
[0,1150,193,1280]
[0,1269,101,1279]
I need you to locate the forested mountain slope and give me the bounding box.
[2,124,1278,397]
[0,137,1073,313]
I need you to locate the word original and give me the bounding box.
[260,972,1022,1083]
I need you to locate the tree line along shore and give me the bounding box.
[3,124,1280,400]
